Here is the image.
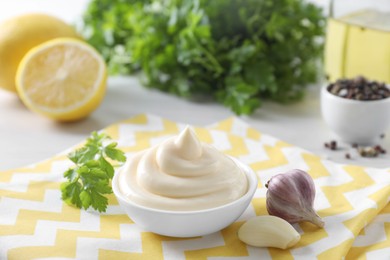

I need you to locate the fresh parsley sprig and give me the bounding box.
[61,131,126,212]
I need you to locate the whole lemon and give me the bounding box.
[0,13,80,92]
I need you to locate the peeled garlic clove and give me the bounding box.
[266,169,324,228]
[238,215,301,249]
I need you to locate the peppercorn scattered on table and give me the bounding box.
[1,114,390,259]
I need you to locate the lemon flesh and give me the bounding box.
[0,13,79,92]
[16,38,107,121]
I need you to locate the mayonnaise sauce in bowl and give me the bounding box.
[113,126,257,237]
[116,126,248,211]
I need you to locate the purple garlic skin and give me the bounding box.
[266,169,324,228]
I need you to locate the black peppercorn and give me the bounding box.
[327,76,390,101]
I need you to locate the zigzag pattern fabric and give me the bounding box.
[1,114,390,259]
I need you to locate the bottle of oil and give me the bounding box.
[324,1,390,83]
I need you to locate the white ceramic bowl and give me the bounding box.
[321,84,390,144]
[112,158,258,237]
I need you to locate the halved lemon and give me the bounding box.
[16,38,107,121]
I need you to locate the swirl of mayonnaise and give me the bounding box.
[117,126,248,211]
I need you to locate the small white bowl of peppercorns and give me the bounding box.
[321,76,390,145]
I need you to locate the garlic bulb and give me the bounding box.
[265,169,324,228]
[238,215,300,249]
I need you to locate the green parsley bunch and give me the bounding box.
[82,0,325,115]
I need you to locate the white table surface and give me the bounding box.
[1,0,390,171]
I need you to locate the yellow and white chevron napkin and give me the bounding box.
[1,114,390,259]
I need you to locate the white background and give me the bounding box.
[0,0,390,170]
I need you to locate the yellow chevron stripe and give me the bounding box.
[103,114,150,140]
[0,156,66,182]
[298,221,329,247]
[7,214,134,259]
[0,181,60,200]
[318,239,353,260]
[381,204,390,213]
[100,232,189,259]
[250,142,291,171]
[104,124,120,141]
[100,250,139,260]
[99,232,164,259]
[100,214,134,239]
[7,238,77,259]
[211,118,234,132]
[185,222,249,259]
[360,227,366,236]
[368,185,390,212]
[193,127,213,144]
[302,153,331,179]
[347,223,390,260]
[320,186,354,217]
[224,135,249,157]
[319,166,375,217]
[344,209,375,236]
[161,120,180,135]
[252,197,268,216]
[121,114,149,125]
[343,166,375,190]
[343,186,390,237]
[107,193,119,205]
[246,127,261,141]
[120,138,151,153]
[0,204,80,236]
[103,114,149,144]
[269,248,294,259]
